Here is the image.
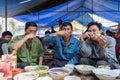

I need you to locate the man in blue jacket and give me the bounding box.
[44,22,80,68]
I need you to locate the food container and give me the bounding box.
[36,76,53,80]
[64,64,75,73]
[112,69,120,79]
[48,67,71,80]
[13,72,39,80]
[64,75,81,80]
[0,61,12,77]
[24,65,49,76]
[92,68,119,80]
[75,65,95,75]
[98,65,111,69]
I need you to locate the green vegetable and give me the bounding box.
[36,70,47,76]
[27,66,48,76]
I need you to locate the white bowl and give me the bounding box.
[48,67,71,80]
[75,65,95,75]
[64,75,81,80]
[112,69,120,78]
[0,72,4,78]
[92,68,119,80]
[64,64,75,73]
[24,65,49,76]
[24,65,49,72]
[36,76,53,80]
[98,65,111,69]
[13,72,39,80]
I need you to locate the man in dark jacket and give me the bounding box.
[0,31,13,57]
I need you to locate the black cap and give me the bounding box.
[57,20,62,23]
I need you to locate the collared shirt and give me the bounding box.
[0,38,8,57]
[80,35,120,68]
[44,34,80,64]
[2,43,8,54]
[8,35,44,65]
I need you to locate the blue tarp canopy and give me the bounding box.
[77,13,117,30]
[77,13,94,27]
[14,0,86,26]
[0,0,120,28]
[0,0,68,17]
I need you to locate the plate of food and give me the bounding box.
[48,67,71,80]
[13,72,39,80]
[75,65,95,75]
[64,75,81,80]
[112,69,120,79]
[24,65,49,72]
[36,76,53,80]
[24,65,49,76]
[92,68,119,80]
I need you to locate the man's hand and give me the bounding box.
[39,56,43,65]
[80,32,93,41]
[96,34,107,48]
[80,32,107,48]
[89,33,107,48]
[11,49,17,56]
[54,31,69,37]
[13,33,36,52]
[24,34,36,40]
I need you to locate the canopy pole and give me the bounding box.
[5,0,7,31]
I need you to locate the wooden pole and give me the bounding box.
[5,0,7,31]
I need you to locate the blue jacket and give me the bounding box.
[44,34,80,64]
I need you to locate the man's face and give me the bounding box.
[87,25,102,34]
[62,25,73,38]
[58,23,62,27]
[25,26,37,35]
[3,35,12,42]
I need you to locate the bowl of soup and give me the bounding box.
[75,65,95,75]
[48,67,71,80]
[24,65,49,76]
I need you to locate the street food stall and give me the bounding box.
[0,55,120,80]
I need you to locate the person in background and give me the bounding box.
[44,22,80,68]
[0,31,13,57]
[50,26,56,33]
[57,20,63,31]
[45,30,50,35]
[106,30,115,38]
[44,30,53,50]
[115,23,120,63]
[8,22,44,68]
[79,22,120,69]
[115,23,120,44]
